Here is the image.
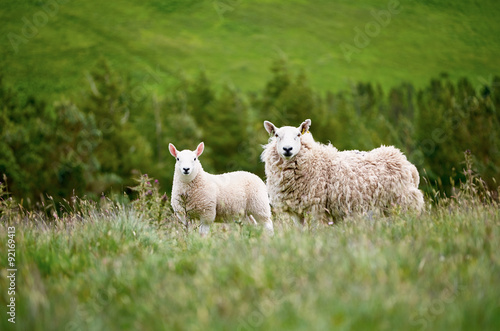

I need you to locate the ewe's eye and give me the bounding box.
[297,133,301,137]
[275,134,278,138]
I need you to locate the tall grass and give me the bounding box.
[0,167,499,330]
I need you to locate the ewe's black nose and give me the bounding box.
[283,146,293,156]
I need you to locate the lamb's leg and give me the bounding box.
[174,212,187,227]
[199,215,215,237]
[199,223,211,236]
[248,215,258,225]
[198,208,217,237]
[252,214,274,236]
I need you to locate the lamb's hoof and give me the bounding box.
[199,224,210,237]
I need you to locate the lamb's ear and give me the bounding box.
[299,119,311,135]
[195,142,204,157]
[264,120,277,135]
[169,143,177,158]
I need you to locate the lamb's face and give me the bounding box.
[264,119,311,160]
[169,142,204,182]
[176,150,200,177]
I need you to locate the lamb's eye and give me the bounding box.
[194,158,197,161]
[176,158,179,161]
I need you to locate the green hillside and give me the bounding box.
[1,0,499,98]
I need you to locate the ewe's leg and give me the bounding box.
[289,213,303,226]
[263,218,274,236]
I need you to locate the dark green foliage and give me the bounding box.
[79,60,153,194]
[257,59,317,127]
[202,86,250,172]
[414,75,500,194]
[0,77,100,203]
[0,61,499,204]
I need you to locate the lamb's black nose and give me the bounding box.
[183,168,190,174]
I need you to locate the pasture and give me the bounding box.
[1,173,499,330]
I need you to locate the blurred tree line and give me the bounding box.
[1,59,499,205]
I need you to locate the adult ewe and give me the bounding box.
[261,119,424,223]
[169,142,274,235]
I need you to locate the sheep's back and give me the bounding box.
[328,145,419,213]
[211,171,268,220]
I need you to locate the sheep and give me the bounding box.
[261,119,424,223]
[169,142,274,236]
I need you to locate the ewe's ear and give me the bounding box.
[299,119,311,135]
[264,120,277,135]
[169,143,177,158]
[195,142,204,157]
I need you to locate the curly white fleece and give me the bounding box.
[261,132,424,221]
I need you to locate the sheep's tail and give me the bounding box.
[410,164,420,188]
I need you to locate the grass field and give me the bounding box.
[1,175,499,331]
[1,0,499,98]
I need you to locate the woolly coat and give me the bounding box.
[261,132,424,220]
[171,166,272,225]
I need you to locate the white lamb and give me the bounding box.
[261,119,424,223]
[169,142,274,235]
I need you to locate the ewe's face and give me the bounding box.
[274,126,303,159]
[264,119,311,160]
[169,142,204,182]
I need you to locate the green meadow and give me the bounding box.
[1,173,499,330]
